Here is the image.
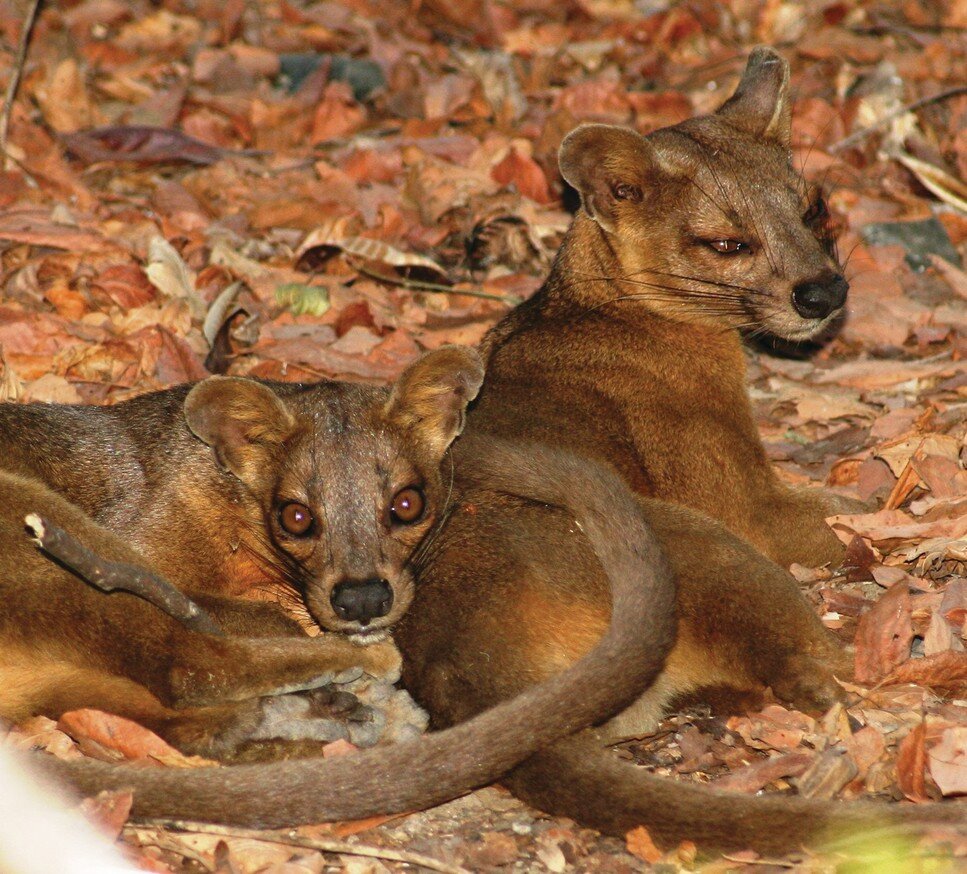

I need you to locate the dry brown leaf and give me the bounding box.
[296,233,449,281]
[883,651,967,694]
[896,722,929,803]
[895,153,967,215]
[927,726,967,796]
[712,751,814,793]
[63,126,225,166]
[853,580,913,684]
[625,825,663,864]
[57,709,206,765]
[78,789,134,840]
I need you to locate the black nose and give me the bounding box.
[330,578,394,625]
[791,275,848,320]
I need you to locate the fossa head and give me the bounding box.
[559,47,846,342]
[184,345,484,642]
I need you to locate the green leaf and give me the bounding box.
[275,283,331,317]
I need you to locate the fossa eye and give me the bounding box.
[611,182,642,202]
[279,501,314,536]
[390,487,425,525]
[803,196,828,226]
[708,239,749,255]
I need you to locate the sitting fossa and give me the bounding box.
[395,48,965,852]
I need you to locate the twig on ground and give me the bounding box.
[354,261,521,305]
[128,822,472,874]
[828,85,967,153]
[24,513,222,636]
[0,0,43,171]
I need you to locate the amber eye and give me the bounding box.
[279,501,314,537]
[390,487,425,525]
[708,239,748,255]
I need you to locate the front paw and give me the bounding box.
[355,639,402,682]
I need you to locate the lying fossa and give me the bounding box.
[396,48,964,851]
[3,347,489,758]
[10,353,676,825]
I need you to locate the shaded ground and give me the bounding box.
[0,0,966,870]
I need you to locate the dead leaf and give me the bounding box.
[145,236,205,319]
[853,581,913,684]
[625,825,662,863]
[296,233,449,282]
[63,126,226,166]
[883,651,967,695]
[895,722,929,803]
[713,751,814,793]
[895,153,967,216]
[78,790,134,840]
[58,710,182,761]
[927,726,967,796]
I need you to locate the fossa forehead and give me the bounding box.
[656,120,793,178]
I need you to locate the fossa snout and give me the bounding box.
[791,273,848,321]
[330,577,395,626]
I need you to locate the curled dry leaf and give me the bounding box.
[895,153,967,216]
[296,232,449,282]
[0,345,24,401]
[712,751,814,793]
[57,709,214,767]
[145,237,205,319]
[895,722,929,803]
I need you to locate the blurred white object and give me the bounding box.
[0,745,138,874]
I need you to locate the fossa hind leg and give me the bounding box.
[403,494,846,740]
[605,499,849,740]
[0,473,397,757]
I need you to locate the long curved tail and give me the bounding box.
[38,436,678,826]
[506,731,966,853]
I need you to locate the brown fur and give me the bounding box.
[40,439,678,825]
[395,48,965,852]
[1,346,486,757]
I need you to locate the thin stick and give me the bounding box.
[828,85,967,154]
[127,822,472,874]
[24,513,222,636]
[354,261,521,305]
[0,0,43,171]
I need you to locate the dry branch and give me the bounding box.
[24,513,222,636]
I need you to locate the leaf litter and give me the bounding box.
[0,0,966,870]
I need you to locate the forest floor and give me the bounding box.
[0,0,965,870]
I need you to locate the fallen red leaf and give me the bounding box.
[883,651,967,695]
[626,825,663,863]
[62,126,225,166]
[58,709,181,761]
[895,722,929,803]
[853,582,913,684]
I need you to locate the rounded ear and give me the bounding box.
[185,376,296,480]
[715,46,792,148]
[558,125,654,233]
[384,346,485,460]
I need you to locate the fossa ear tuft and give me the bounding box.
[715,46,792,148]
